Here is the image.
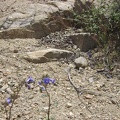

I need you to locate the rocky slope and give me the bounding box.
[0,29,120,120]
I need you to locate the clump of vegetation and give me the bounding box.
[73,0,120,71]
[73,0,120,46]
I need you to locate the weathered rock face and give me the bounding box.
[66,33,97,52]
[0,0,74,39]
[24,48,73,63]
[0,28,34,39]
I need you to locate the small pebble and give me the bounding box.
[69,112,74,118]
[13,49,18,53]
[6,87,14,95]
[66,102,72,108]
[66,87,71,90]
[74,57,88,68]
[28,95,34,99]
[89,77,94,83]
[1,84,8,91]
[43,106,49,112]
[84,94,94,99]
[110,98,117,104]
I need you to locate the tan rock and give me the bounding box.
[74,56,88,68]
[24,48,73,63]
[66,33,97,52]
[66,102,72,108]
[84,94,94,99]
[0,1,74,39]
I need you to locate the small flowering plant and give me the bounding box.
[4,75,55,120]
[4,80,25,120]
[38,77,55,120]
[38,77,55,89]
[25,76,55,120]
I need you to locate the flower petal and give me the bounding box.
[50,79,55,84]
[43,78,50,84]
[26,77,34,84]
[6,98,11,104]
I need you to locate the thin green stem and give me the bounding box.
[45,88,51,120]
[7,81,24,120]
[8,99,14,120]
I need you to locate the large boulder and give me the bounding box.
[23,48,73,63]
[0,0,74,39]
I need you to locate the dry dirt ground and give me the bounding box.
[0,29,120,120]
[0,0,120,120]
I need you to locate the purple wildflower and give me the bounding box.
[87,51,92,58]
[43,78,50,84]
[43,78,55,84]
[38,81,42,85]
[26,77,34,84]
[38,78,55,86]
[6,98,11,104]
[25,77,34,89]
[50,79,55,84]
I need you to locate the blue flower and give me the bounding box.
[43,78,50,84]
[38,78,55,85]
[25,77,34,89]
[50,79,55,84]
[26,77,34,84]
[43,78,55,84]
[87,51,92,58]
[6,98,11,104]
[38,81,42,85]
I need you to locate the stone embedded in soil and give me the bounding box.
[24,48,73,63]
[28,94,34,99]
[0,84,9,93]
[38,115,43,120]
[8,80,18,87]
[110,98,118,104]
[0,118,4,120]
[6,87,14,95]
[68,112,74,118]
[43,106,49,112]
[74,56,88,68]
[89,77,94,83]
[84,94,94,99]
[0,79,4,88]
[66,33,97,52]
[96,82,105,90]
[66,102,72,108]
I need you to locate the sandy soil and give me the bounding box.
[0,30,120,120]
[0,0,120,120]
